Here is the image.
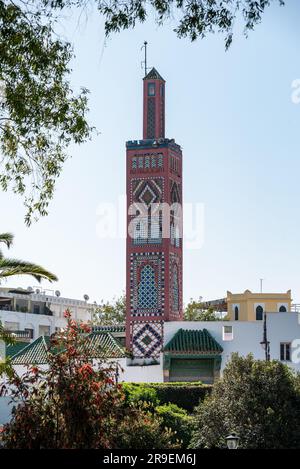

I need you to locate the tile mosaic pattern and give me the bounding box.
[130,252,165,317]
[170,253,182,317]
[172,264,179,312]
[131,154,164,171]
[132,321,163,358]
[137,264,158,309]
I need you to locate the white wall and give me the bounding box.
[118,357,164,383]
[0,310,67,341]
[165,312,300,373]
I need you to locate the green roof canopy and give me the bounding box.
[5,341,29,358]
[164,329,223,354]
[11,331,126,365]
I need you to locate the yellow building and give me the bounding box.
[227,290,292,321]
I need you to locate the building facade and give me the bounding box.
[126,68,183,361]
[0,287,94,345]
[227,290,292,321]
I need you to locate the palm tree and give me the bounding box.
[0,232,57,283]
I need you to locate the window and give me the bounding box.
[4,321,19,331]
[280,343,291,361]
[39,325,50,336]
[25,328,34,339]
[148,83,155,96]
[279,305,287,312]
[223,325,233,341]
[33,304,40,315]
[256,305,263,321]
[234,306,239,321]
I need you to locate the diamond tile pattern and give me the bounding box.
[132,322,163,358]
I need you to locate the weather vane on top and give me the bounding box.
[141,41,151,77]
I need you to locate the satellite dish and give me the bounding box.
[83,294,89,302]
[55,290,61,297]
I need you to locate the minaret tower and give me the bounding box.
[126,65,183,361]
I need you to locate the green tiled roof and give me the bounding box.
[164,329,223,354]
[11,332,125,365]
[92,325,125,333]
[5,341,29,358]
[81,332,126,359]
[144,67,165,81]
[11,336,50,365]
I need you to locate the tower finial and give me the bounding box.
[141,41,148,77]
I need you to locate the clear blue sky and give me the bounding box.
[1,1,300,305]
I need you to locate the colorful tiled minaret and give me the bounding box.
[126,67,183,361]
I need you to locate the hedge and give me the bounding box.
[123,382,212,413]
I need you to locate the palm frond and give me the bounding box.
[0,258,58,283]
[0,233,14,249]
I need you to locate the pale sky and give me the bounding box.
[1,1,300,305]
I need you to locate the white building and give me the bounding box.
[0,286,94,344]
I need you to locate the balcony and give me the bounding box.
[4,329,33,341]
[0,302,53,316]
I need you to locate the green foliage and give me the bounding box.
[0,232,57,282]
[184,298,224,321]
[156,403,193,448]
[123,382,212,413]
[93,294,125,326]
[47,0,284,48]
[122,383,193,447]
[190,353,300,449]
[0,312,178,449]
[0,1,93,223]
[113,411,179,449]
[122,382,160,408]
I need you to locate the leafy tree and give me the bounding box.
[0,1,284,222]
[0,232,57,282]
[190,353,300,449]
[0,1,93,224]
[156,403,193,448]
[47,0,285,49]
[93,294,125,325]
[0,310,178,449]
[184,298,224,321]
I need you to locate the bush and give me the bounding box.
[122,383,160,408]
[156,403,193,448]
[190,353,300,449]
[121,382,212,413]
[150,382,212,412]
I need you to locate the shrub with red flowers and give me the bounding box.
[0,311,178,449]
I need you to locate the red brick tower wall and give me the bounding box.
[126,68,183,360]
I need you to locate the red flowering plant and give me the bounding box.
[0,310,178,449]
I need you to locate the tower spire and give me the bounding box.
[142,66,165,140]
[141,41,148,77]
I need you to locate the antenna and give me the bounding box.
[259,278,264,293]
[141,41,148,77]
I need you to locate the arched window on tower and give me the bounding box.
[234,306,239,321]
[256,305,264,321]
[137,265,158,309]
